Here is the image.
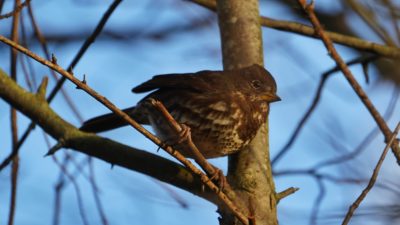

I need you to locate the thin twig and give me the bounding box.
[272,55,378,165]
[382,0,400,43]
[0,0,29,19]
[27,2,84,123]
[48,149,93,188]
[0,0,123,172]
[42,129,91,225]
[346,0,396,46]
[276,187,299,201]
[296,0,400,164]
[7,1,20,225]
[20,13,85,218]
[53,180,63,225]
[8,157,18,225]
[313,88,400,170]
[0,35,249,225]
[341,122,400,225]
[310,177,325,225]
[52,155,90,225]
[274,88,399,225]
[46,0,123,104]
[0,68,220,206]
[19,15,36,91]
[52,152,71,225]
[190,0,400,58]
[26,4,98,223]
[88,158,109,225]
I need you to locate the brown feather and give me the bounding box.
[81,64,280,158]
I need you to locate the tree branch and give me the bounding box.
[11,0,123,169]
[296,0,400,164]
[216,0,278,224]
[0,68,217,204]
[190,0,400,59]
[0,36,248,222]
[341,122,400,225]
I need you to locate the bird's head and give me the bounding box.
[236,64,281,103]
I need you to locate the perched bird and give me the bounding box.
[80,64,280,158]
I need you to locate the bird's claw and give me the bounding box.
[201,166,226,193]
[177,124,191,144]
[161,123,191,147]
[210,167,226,192]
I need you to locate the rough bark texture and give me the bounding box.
[216,0,278,224]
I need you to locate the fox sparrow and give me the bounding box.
[80,64,280,158]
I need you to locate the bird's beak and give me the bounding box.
[261,93,281,102]
[271,94,281,102]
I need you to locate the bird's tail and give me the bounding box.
[80,106,148,133]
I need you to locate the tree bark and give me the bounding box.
[216,0,278,224]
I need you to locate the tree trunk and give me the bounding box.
[216,0,278,224]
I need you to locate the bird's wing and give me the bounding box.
[131,70,223,93]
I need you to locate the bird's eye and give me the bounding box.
[251,80,262,89]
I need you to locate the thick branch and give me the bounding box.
[13,0,123,165]
[0,35,248,222]
[217,0,278,225]
[0,68,217,204]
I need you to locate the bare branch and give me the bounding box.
[190,0,400,59]
[341,122,400,225]
[276,187,299,201]
[0,38,249,224]
[7,1,21,224]
[346,0,396,46]
[0,0,29,19]
[26,1,84,123]
[296,0,400,164]
[0,68,219,204]
[272,56,379,165]
[13,0,123,164]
